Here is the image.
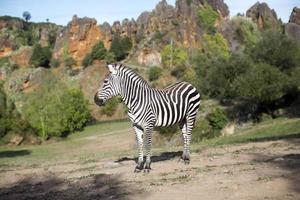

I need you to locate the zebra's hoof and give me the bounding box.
[144,168,151,173]
[134,168,142,173]
[184,159,190,165]
[134,164,144,173]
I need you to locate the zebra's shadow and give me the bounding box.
[115,151,183,164]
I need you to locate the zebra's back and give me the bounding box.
[153,82,200,127]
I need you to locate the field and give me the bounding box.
[0,118,300,200]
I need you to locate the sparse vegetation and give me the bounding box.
[148,66,163,81]
[30,44,52,68]
[197,4,219,32]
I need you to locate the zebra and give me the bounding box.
[94,63,201,172]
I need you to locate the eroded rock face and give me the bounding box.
[289,7,300,25]
[246,2,281,30]
[53,15,110,66]
[9,46,33,67]
[285,7,300,42]
[137,49,161,66]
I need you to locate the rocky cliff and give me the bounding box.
[285,7,300,42]
[0,16,60,67]
[246,2,281,30]
[51,0,229,67]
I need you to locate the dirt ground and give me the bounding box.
[0,134,300,200]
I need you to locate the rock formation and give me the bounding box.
[246,2,281,30]
[285,7,300,41]
[289,7,300,25]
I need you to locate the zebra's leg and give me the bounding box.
[180,122,190,164]
[144,125,154,173]
[133,125,144,172]
[181,117,195,165]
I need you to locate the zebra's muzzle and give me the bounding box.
[94,94,104,106]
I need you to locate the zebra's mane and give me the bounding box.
[117,64,151,87]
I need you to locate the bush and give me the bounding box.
[82,53,93,67]
[231,17,261,49]
[110,34,132,61]
[50,58,60,68]
[249,31,300,71]
[207,107,228,130]
[148,67,163,81]
[64,57,76,68]
[197,4,219,31]
[90,41,107,60]
[30,44,52,68]
[101,97,120,116]
[192,119,214,142]
[161,45,188,68]
[155,125,179,138]
[0,84,34,139]
[234,62,288,103]
[22,74,90,139]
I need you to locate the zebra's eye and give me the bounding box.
[103,80,108,84]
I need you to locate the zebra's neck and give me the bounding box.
[118,67,154,112]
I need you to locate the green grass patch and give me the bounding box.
[192,118,300,149]
[0,120,131,167]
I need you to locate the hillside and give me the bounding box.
[0,0,300,145]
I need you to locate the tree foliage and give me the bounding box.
[197,4,219,31]
[148,67,163,81]
[110,34,132,61]
[161,45,188,68]
[22,11,31,22]
[82,41,108,67]
[22,74,90,139]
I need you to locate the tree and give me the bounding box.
[234,62,288,103]
[110,34,132,61]
[22,73,90,139]
[161,45,188,68]
[249,31,300,71]
[82,41,107,67]
[22,11,31,22]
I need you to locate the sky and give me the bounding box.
[0,0,299,25]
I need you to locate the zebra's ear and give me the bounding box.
[107,64,117,75]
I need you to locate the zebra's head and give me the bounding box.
[94,63,121,106]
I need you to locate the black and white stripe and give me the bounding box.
[94,63,201,172]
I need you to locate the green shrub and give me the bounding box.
[82,53,93,67]
[110,34,132,61]
[91,41,107,60]
[192,119,214,142]
[197,4,219,31]
[207,107,228,130]
[148,67,163,81]
[161,45,188,67]
[0,84,34,139]
[249,31,300,71]
[50,58,60,68]
[231,17,261,49]
[155,125,179,138]
[151,31,164,42]
[22,74,90,139]
[30,44,52,68]
[64,57,76,68]
[105,52,116,63]
[101,97,120,116]
[234,62,288,103]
